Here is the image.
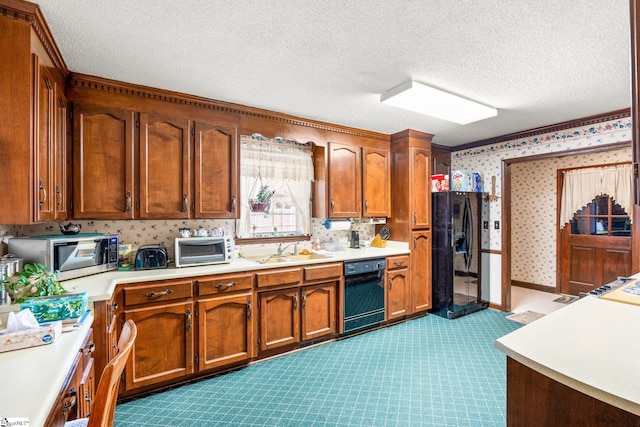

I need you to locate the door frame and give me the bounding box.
[501,141,631,311]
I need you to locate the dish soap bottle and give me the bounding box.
[313,237,323,251]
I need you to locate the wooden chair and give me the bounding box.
[65,319,137,427]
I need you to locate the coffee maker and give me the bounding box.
[350,230,360,249]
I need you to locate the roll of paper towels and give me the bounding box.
[322,219,352,230]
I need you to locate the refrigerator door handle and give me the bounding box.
[464,195,473,270]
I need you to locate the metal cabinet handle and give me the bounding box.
[231,195,237,213]
[186,309,192,332]
[215,281,237,290]
[146,289,174,298]
[247,299,252,319]
[62,389,77,417]
[183,194,189,212]
[126,191,132,212]
[301,292,307,309]
[413,211,417,224]
[330,198,335,212]
[84,342,95,355]
[38,180,47,207]
[56,185,62,209]
[364,200,368,212]
[293,294,298,311]
[413,238,417,250]
[388,277,393,290]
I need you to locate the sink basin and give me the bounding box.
[246,253,330,264]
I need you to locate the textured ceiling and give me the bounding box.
[35,0,631,146]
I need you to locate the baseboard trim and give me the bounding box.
[511,279,557,293]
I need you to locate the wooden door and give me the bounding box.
[124,301,194,390]
[197,292,254,371]
[411,230,432,312]
[560,196,632,295]
[73,104,136,219]
[139,113,191,219]
[328,142,361,217]
[411,147,431,228]
[387,269,410,319]
[300,282,336,341]
[194,122,239,218]
[54,83,68,219]
[362,147,391,217]
[34,55,55,221]
[259,288,300,352]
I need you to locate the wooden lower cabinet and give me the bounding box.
[123,301,195,391]
[46,328,94,426]
[301,282,337,341]
[259,287,300,351]
[387,262,410,320]
[411,230,432,313]
[197,292,254,370]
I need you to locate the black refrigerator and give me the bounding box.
[431,191,489,319]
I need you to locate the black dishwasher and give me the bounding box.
[342,258,386,335]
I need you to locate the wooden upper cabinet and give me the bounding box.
[54,83,68,220]
[411,147,431,229]
[139,114,191,219]
[194,122,239,218]
[362,147,390,217]
[73,104,136,219]
[328,142,361,217]
[34,56,56,222]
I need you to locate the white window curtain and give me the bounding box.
[559,164,632,228]
[236,134,313,237]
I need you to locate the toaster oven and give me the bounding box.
[174,236,234,267]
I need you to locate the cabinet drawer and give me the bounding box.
[387,255,409,270]
[256,267,302,288]
[123,280,193,306]
[303,263,342,282]
[197,273,253,295]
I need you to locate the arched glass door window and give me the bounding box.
[570,195,631,236]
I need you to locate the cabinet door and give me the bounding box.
[387,269,410,319]
[73,104,136,219]
[194,122,239,218]
[54,83,68,219]
[34,55,55,221]
[78,357,95,418]
[197,292,254,371]
[328,142,361,217]
[411,230,432,312]
[123,301,195,390]
[139,114,191,219]
[362,147,390,217]
[411,147,431,228]
[259,288,300,352]
[301,282,336,341]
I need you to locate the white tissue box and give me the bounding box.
[0,321,62,353]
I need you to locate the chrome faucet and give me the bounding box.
[277,242,298,257]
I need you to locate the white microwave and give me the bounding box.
[174,236,234,267]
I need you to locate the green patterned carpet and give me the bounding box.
[115,309,521,426]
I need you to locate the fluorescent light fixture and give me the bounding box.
[380,80,497,125]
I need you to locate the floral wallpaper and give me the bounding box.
[510,148,631,288]
[451,116,633,251]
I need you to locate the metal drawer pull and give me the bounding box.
[84,342,95,355]
[146,289,174,298]
[393,261,404,266]
[215,281,237,290]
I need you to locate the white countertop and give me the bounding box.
[0,314,94,426]
[495,296,640,415]
[0,241,410,317]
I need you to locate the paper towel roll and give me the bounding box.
[322,219,352,231]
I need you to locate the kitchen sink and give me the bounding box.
[245,253,331,264]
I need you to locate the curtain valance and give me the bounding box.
[559,164,632,228]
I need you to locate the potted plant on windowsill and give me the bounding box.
[249,184,275,213]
